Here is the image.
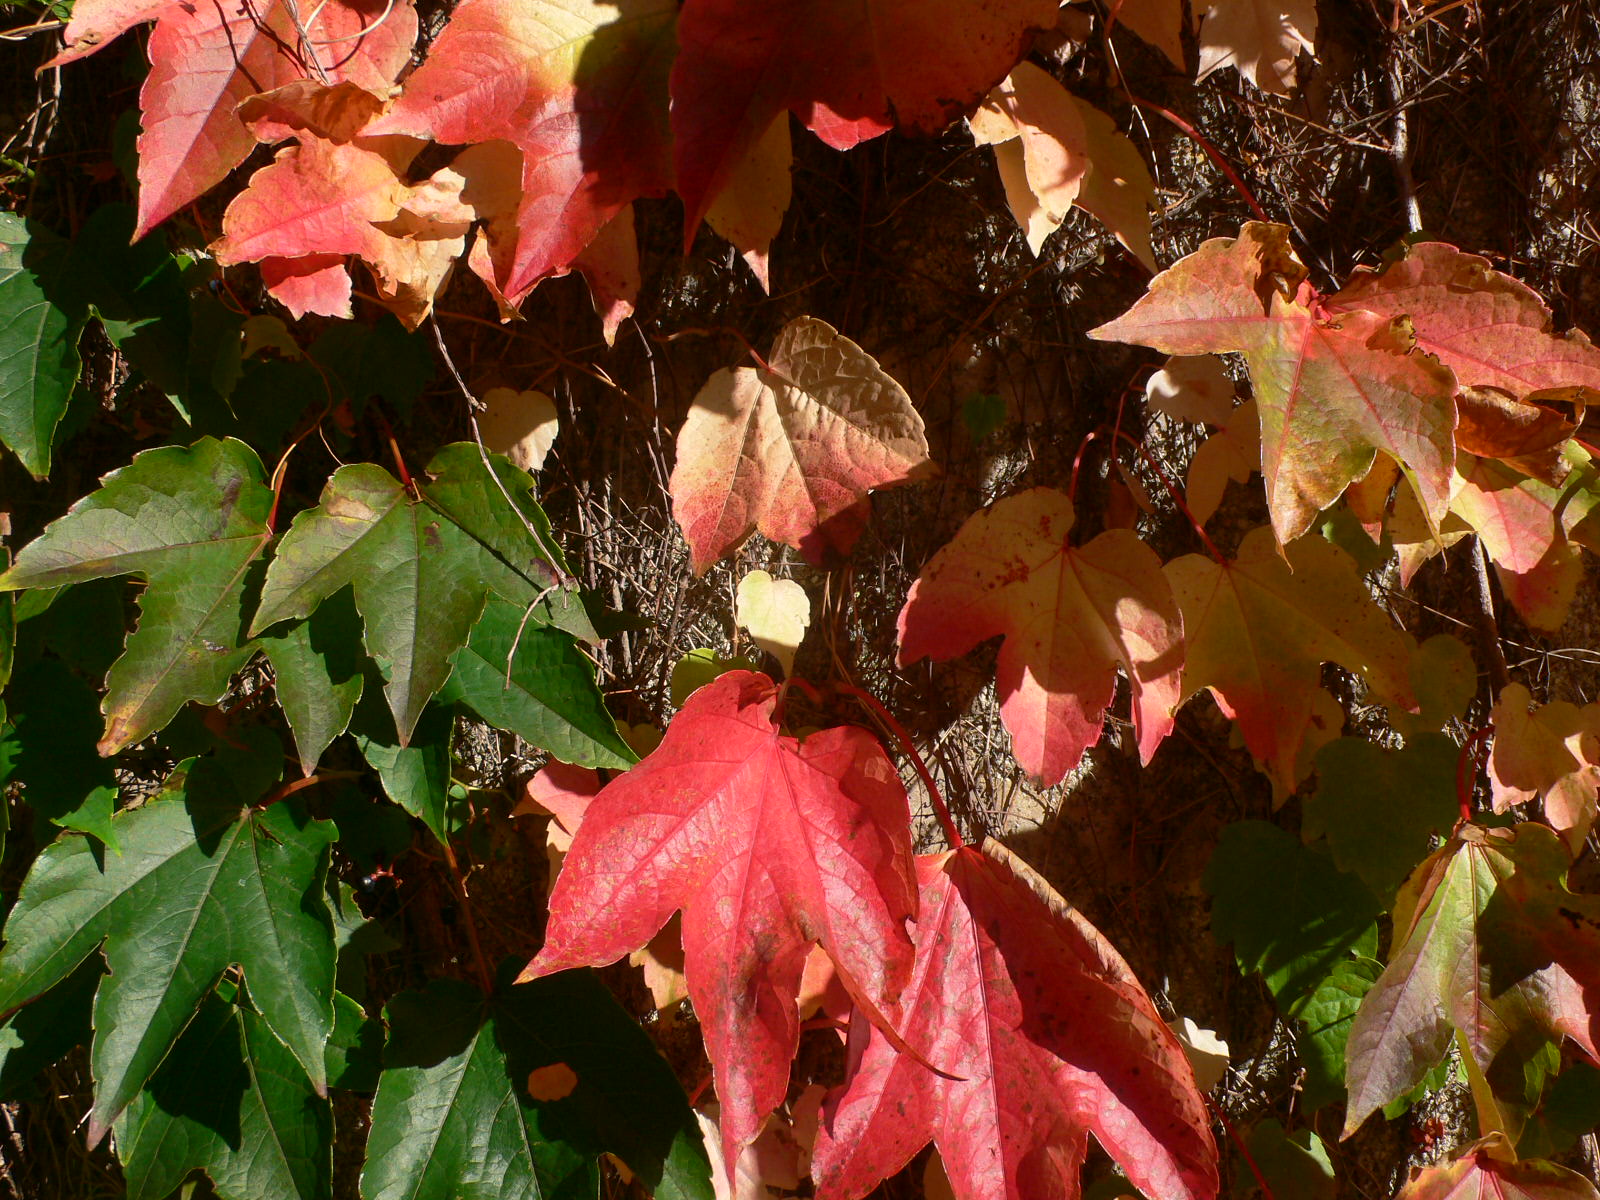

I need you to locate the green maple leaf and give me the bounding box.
[440,598,634,770]
[0,757,337,1145]
[363,965,712,1200]
[0,212,83,479]
[251,444,590,744]
[1205,820,1383,1016]
[117,989,333,1200]
[0,437,273,753]
[260,587,366,776]
[1305,733,1462,907]
[1296,956,1382,1111]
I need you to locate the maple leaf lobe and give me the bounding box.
[523,670,918,1173]
[898,488,1183,785]
[813,840,1217,1200]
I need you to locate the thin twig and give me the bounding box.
[428,317,575,586]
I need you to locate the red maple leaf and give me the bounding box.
[520,671,919,1173]
[670,0,1057,240]
[812,841,1218,1200]
[52,0,415,238]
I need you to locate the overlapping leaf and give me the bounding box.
[1326,241,1600,400]
[1297,957,1382,1111]
[437,597,635,769]
[370,0,675,307]
[0,438,272,754]
[1343,823,1600,1135]
[1489,683,1600,843]
[1164,527,1417,799]
[117,991,333,1200]
[1108,0,1185,65]
[0,658,118,844]
[897,487,1183,785]
[970,63,1155,268]
[1090,222,1458,544]
[251,444,586,744]
[522,670,919,1172]
[1396,1134,1600,1199]
[669,316,932,572]
[0,762,336,1145]
[1204,821,1382,1016]
[670,0,1057,236]
[260,588,366,777]
[52,0,417,237]
[812,840,1218,1200]
[1305,734,1463,906]
[705,115,793,290]
[364,966,712,1200]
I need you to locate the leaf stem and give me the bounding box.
[1126,95,1270,224]
[835,681,964,849]
[371,406,415,492]
[255,771,356,809]
[1067,428,1103,508]
[1456,724,1492,825]
[1207,1097,1277,1200]
[1108,427,1228,564]
[440,840,496,996]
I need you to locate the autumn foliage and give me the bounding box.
[2,1,1600,1200]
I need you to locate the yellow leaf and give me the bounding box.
[478,387,558,473]
[735,570,811,678]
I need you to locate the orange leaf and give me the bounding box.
[1490,683,1600,846]
[1164,527,1417,799]
[371,0,675,307]
[897,487,1183,785]
[1091,223,1458,545]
